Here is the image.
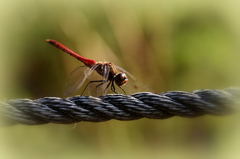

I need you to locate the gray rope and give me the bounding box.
[1,88,239,126]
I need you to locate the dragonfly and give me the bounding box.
[46,39,141,96]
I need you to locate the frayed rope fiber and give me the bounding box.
[0,88,239,126]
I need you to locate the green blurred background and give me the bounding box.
[0,0,240,158]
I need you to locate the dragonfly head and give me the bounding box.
[114,73,128,86]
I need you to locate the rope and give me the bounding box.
[0,88,239,126]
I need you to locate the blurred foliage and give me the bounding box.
[0,0,240,159]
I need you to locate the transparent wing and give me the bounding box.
[65,64,99,96]
[115,65,152,95]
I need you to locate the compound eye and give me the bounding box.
[114,73,128,86]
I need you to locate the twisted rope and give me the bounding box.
[0,88,239,126]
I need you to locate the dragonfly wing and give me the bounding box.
[65,65,98,96]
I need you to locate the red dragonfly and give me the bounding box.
[46,39,141,96]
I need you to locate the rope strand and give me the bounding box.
[1,88,239,126]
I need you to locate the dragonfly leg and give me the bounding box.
[111,81,119,94]
[96,80,109,95]
[81,80,105,96]
[118,85,127,95]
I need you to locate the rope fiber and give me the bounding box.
[0,88,239,126]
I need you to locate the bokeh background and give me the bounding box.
[1,0,240,158]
